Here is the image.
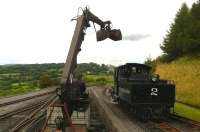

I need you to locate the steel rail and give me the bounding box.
[22,111,46,131]
[171,114,200,128]
[25,96,58,130]
[159,122,181,132]
[0,99,48,120]
[10,95,58,132]
[0,89,56,107]
[40,105,55,132]
[149,114,200,132]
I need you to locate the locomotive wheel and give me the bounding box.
[136,108,150,122]
[162,107,171,117]
[142,109,150,122]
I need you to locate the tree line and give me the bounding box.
[160,1,200,62]
[0,62,114,89]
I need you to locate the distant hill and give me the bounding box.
[155,56,200,107]
[0,62,114,96]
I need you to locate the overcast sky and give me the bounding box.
[0,0,196,65]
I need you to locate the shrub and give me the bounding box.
[95,77,106,86]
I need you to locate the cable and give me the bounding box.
[93,22,97,33]
[71,7,84,21]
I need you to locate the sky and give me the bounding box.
[0,0,196,65]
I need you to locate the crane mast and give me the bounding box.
[61,15,86,84]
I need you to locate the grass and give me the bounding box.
[156,56,200,107]
[0,81,39,97]
[83,74,113,87]
[174,102,200,122]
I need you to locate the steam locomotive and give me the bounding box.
[113,63,175,121]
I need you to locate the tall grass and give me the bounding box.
[156,56,200,107]
[174,102,200,122]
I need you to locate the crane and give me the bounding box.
[54,7,122,131]
[58,7,122,110]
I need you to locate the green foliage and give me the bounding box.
[83,75,113,87]
[156,54,173,63]
[189,0,200,53]
[175,102,200,122]
[0,62,114,96]
[0,81,39,96]
[74,63,114,78]
[161,3,190,61]
[0,63,63,96]
[0,63,63,82]
[95,77,106,86]
[160,1,200,62]
[39,73,52,88]
[83,76,95,83]
[144,56,156,73]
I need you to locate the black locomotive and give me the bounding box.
[113,63,175,121]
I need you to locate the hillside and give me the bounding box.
[155,56,200,107]
[0,63,113,96]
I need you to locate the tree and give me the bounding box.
[189,0,200,53]
[144,56,156,73]
[39,73,52,88]
[160,3,191,61]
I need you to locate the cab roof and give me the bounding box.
[118,63,151,70]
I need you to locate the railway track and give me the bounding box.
[145,120,181,132]
[158,122,181,132]
[171,114,200,129]
[0,99,48,120]
[10,95,58,132]
[147,114,200,132]
[0,88,57,132]
[0,88,56,107]
[2,87,195,132]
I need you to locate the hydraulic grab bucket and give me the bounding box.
[96,29,122,41]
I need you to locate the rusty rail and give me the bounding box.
[159,122,181,132]
[0,99,48,120]
[10,95,58,132]
[172,114,200,128]
[155,114,200,132]
[0,89,56,107]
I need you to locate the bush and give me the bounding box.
[39,73,52,88]
[82,76,95,83]
[144,57,157,73]
[95,77,106,86]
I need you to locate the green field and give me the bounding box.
[0,63,63,97]
[174,102,200,122]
